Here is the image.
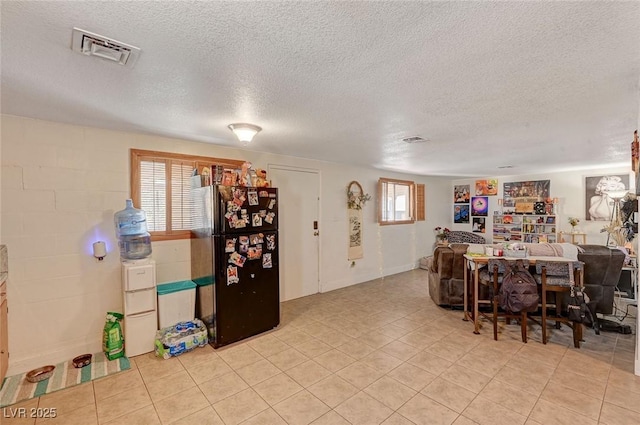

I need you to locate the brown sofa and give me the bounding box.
[427,242,625,309]
[428,243,469,306]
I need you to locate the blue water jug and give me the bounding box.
[114,199,152,260]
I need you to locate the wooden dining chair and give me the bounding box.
[535,260,584,348]
[479,259,533,342]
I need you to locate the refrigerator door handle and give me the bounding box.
[126,310,156,318]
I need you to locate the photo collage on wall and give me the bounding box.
[453,184,470,224]
[453,179,497,231]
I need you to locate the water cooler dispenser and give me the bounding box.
[115,199,156,356]
[122,259,157,357]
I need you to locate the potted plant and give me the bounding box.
[434,226,450,243]
[568,217,580,233]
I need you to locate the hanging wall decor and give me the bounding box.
[585,174,630,221]
[503,180,550,214]
[347,181,370,260]
[454,184,470,203]
[475,179,498,196]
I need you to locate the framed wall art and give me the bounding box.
[472,217,486,233]
[454,204,470,224]
[503,180,550,214]
[471,196,489,216]
[585,174,630,221]
[475,179,498,196]
[454,185,470,204]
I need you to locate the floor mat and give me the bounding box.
[0,352,130,407]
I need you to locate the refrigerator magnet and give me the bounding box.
[235,218,247,229]
[227,200,239,213]
[262,253,272,268]
[259,190,269,198]
[229,252,246,267]
[259,209,267,218]
[268,199,276,209]
[248,245,262,260]
[225,238,237,253]
[239,236,249,245]
[248,191,259,206]
[227,266,239,285]
[233,188,246,204]
[239,243,249,254]
[264,212,275,224]
[252,213,263,227]
[266,234,276,250]
[250,233,264,244]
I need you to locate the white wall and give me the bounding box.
[0,114,449,374]
[452,169,631,245]
[316,161,451,292]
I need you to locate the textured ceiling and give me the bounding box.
[1,1,639,177]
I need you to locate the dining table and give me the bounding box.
[462,253,584,334]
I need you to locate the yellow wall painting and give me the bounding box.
[475,179,498,196]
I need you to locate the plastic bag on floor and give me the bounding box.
[154,319,208,359]
[103,312,125,360]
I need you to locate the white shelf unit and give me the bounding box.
[493,214,557,244]
[122,259,157,357]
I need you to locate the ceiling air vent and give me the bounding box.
[402,136,429,144]
[71,28,140,67]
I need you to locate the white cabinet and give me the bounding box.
[122,259,157,357]
[123,262,155,291]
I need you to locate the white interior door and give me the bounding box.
[269,165,320,301]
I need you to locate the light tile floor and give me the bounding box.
[3,269,639,424]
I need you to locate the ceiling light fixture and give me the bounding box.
[228,123,262,143]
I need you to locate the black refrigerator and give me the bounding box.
[191,184,280,348]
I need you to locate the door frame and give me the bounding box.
[267,164,322,295]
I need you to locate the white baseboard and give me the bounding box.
[321,263,416,293]
[7,340,103,376]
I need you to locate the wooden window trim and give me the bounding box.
[378,177,416,225]
[416,183,425,221]
[131,149,244,241]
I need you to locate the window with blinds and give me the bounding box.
[378,177,416,225]
[131,149,244,241]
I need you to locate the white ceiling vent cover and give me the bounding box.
[71,28,140,67]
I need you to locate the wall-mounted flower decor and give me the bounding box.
[347,181,371,210]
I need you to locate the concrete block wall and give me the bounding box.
[0,116,193,373]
